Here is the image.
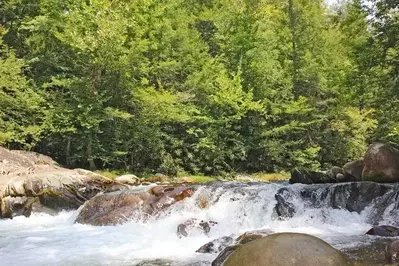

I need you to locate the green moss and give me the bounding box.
[185,175,218,183]
[39,189,62,196]
[95,170,130,179]
[251,172,290,182]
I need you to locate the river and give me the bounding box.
[0,182,397,265]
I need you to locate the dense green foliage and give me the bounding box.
[0,0,397,175]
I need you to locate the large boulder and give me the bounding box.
[0,147,35,176]
[0,147,128,218]
[75,185,195,226]
[362,143,399,183]
[1,168,127,215]
[342,160,364,181]
[290,167,338,184]
[217,233,353,266]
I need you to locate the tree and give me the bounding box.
[0,25,45,148]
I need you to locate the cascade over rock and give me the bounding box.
[299,182,393,213]
[274,188,295,219]
[75,185,195,226]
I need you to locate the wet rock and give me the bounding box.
[75,185,195,226]
[274,188,296,219]
[211,245,240,266]
[290,167,337,184]
[342,238,391,265]
[363,142,399,183]
[366,225,399,237]
[300,182,392,213]
[0,196,37,218]
[115,174,139,185]
[218,233,354,266]
[385,239,399,263]
[196,236,234,254]
[198,229,272,255]
[343,160,364,182]
[177,218,217,238]
[236,232,265,245]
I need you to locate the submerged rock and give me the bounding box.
[177,218,217,238]
[341,238,391,265]
[366,225,399,237]
[216,233,353,266]
[385,239,399,263]
[363,142,399,183]
[75,185,195,226]
[135,259,173,266]
[290,167,337,184]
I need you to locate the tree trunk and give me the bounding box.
[288,0,300,99]
[87,135,96,171]
[65,136,71,167]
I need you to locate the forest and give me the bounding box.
[0,0,398,176]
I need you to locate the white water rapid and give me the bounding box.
[0,182,396,266]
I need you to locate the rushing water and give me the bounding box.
[0,182,397,266]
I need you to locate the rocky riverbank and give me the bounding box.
[2,143,399,265]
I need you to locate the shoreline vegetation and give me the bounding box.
[1,0,399,177]
[95,170,290,183]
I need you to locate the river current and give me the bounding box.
[0,182,395,265]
